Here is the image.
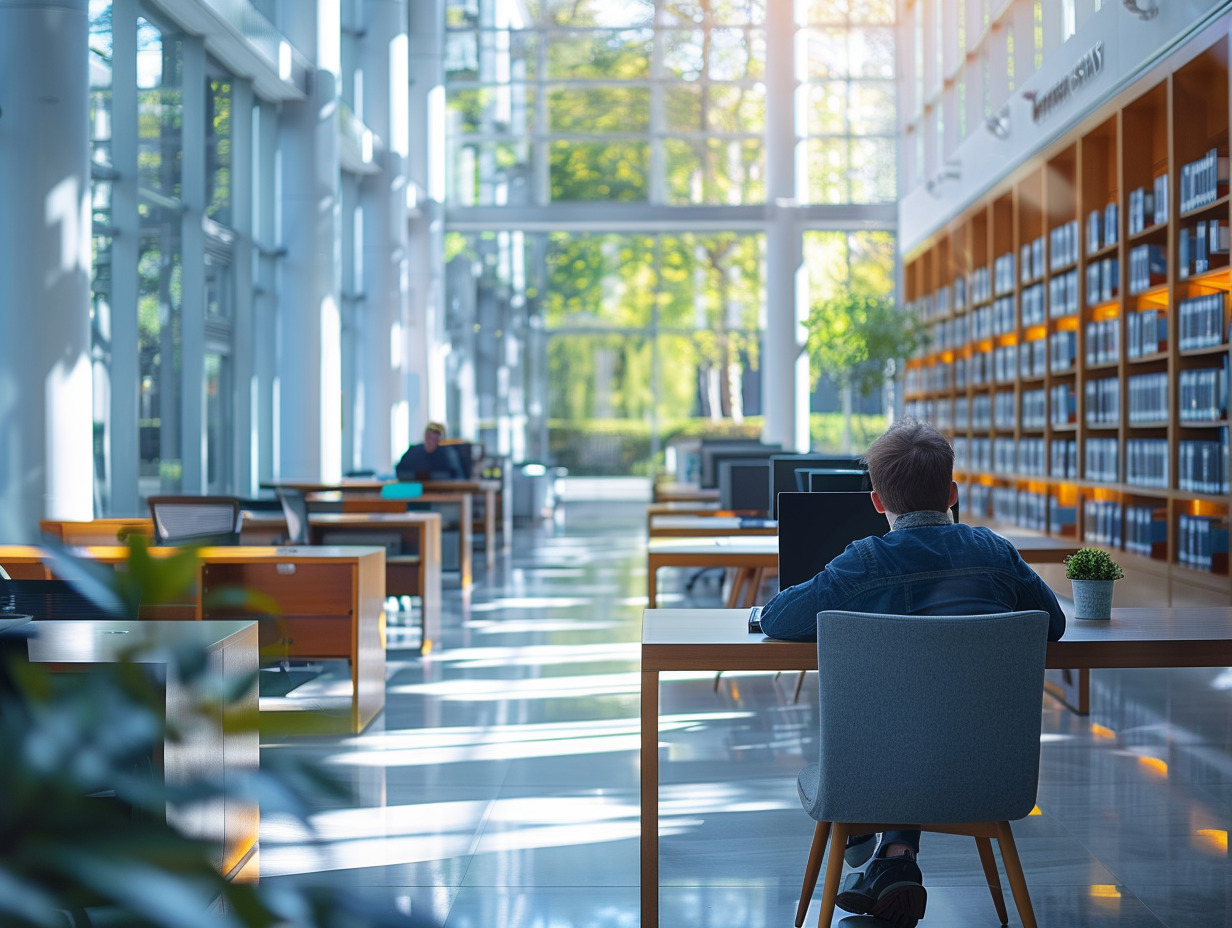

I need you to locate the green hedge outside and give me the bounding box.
[547,413,889,476]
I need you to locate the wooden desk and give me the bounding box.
[652,482,720,504]
[639,605,1232,928]
[40,518,153,545]
[241,512,442,651]
[648,514,777,538]
[267,477,505,567]
[0,545,386,733]
[647,537,779,609]
[26,619,260,879]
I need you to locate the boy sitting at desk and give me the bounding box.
[759,418,1065,928]
[395,422,467,481]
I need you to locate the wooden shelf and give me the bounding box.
[1179,193,1230,221]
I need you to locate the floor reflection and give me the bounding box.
[261,498,1232,927]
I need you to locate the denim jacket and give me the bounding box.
[758,509,1067,642]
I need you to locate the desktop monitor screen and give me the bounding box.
[803,468,870,493]
[701,445,782,489]
[776,491,890,590]
[769,455,866,518]
[777,491,961,590]
[719,460,772,512]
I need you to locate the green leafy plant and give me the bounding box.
[1064,547,1125,581]
[0,541,430,928]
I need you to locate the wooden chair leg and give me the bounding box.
[995,821,1038,928]
[742,567,764,607]
[795,821,831,928]
[723,568,746,608]
[816,822,849,928]
[974,834,1009,925]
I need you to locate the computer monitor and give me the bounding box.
[769,455,866,518]
[699,440,772,489]
[776,491,962,590]
[701,445,783,489]
[718,460,772,513]
[802,468,870,493]
[776,492,890,590]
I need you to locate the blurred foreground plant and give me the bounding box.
[0,539,429,928]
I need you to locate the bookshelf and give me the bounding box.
[904,27,1232,607]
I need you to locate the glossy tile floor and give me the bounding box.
[260,498,1232,927]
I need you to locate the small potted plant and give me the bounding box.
[1065,546,1124,620]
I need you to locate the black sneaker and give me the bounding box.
[835,853,927,928]
[844,832,877,867]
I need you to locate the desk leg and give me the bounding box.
[485,489,497,571]
[458,496,473,588]
[647,557,658,608]
[641,668,659,928]
[1044,668,1090,715]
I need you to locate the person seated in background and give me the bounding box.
[395,422,468,481]
[759,418,1066,928]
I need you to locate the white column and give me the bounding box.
[761,0,808,452]
[180,35,207,493]
[109,0,141,515]
[408,0,446,435]
[231,77,257,496]
[276,0,343,481]
[0,0,93,540]
[360,0,409,470]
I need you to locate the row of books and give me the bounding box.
[1128,243,1167,295]
[992,487,1049,531]
[1051,330,1077,371]
[1021,237,1047,283]
[1178,362,1228,423]
[994,252,1016,296]
[1086,319,1119,366]
[1128,174,1168,235]
[1049,269,1081,318]
[1048,220,1081,271]
[1127,308,1169,358]
[1126,438,1169,489]
[953,437,993,472]
[1085,437,1119,483]
[1085,377,1120,425]
[1178,147,1228,215]
[1127,371,1169,425]
[1051,384,1077,426]
[1021,282,1046,326]
[1086,202,1119,253]
[1177,513,1229,574]
[993,391,1016,430]
[1085,258,1119,305]
[1178,434,1230,494]
[1124,505,1168,558]
[1017,389,1047,430]
[1178,219,1230,278]
[1052,438,1079,478]
[1084,499,1126,549]
[963,482,992,519]
[1178,292,1228,351]
[970,268,991,305]
[993,437,1047,476]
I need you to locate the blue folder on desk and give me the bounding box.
[380,482,424,500]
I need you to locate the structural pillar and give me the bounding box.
[360,0,410,470]
[761,0,808,452]
[0,0,93,539]
[276,0,343,481]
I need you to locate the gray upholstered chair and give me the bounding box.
[794,610,1050,928]
[276,489,312,545]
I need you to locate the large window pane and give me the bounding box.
[137,17,182,198]
[550,141,648,201]
[138,210,183,496]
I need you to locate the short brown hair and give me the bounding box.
[425,421,447,437]
[862,418,954,514]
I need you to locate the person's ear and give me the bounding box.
[870,490,886,514]
[948,481,959,507]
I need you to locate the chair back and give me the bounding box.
[276,489,311,545]
[806,610,1049,825]
[147,496,243,546]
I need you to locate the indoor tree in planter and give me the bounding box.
[1064,547,1124,620]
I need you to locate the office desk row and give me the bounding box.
[2,544,385,734]
[639,605,1232,928]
